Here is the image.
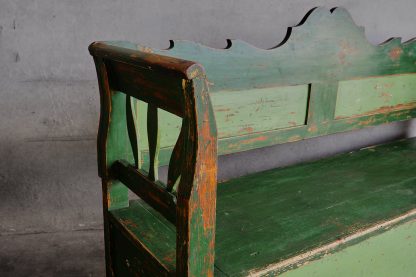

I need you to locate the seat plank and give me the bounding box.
[215,137,416,276]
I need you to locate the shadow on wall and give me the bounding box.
[216,119,414,181]
[159,119,415,182]
[0,138,102,235]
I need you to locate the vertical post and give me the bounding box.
[93,57,131,276]
[306,82,339,136]
[176,76,218,277]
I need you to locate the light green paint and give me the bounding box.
[106,92,132,209]
[280,219,416,277]
[335,73,416,118]
[210,85,309,138]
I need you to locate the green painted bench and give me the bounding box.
[89,7,416,277]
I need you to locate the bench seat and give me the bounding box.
[109,137,416,276]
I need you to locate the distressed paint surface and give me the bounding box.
[89,6,416,277]
[335,73,416,118]
[210,85,309,137]
[280,219,416,277]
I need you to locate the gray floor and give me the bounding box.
[0,230,105,277]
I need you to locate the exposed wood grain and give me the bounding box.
[89,41,203,80]
[176,77,217,277]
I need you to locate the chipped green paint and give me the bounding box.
[335,73,416,118]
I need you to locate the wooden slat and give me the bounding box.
[126,96,139,167]
[89,41,202,79]
[111,160,176,224]
[167,128,184,192]
[147,104,160,181]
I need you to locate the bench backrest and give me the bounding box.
[108,7,416,168]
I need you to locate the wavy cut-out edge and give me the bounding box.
[118,7,416,54]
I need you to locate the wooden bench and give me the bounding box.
[89,7,416,276]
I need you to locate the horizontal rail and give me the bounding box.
[89,42,203,80]
[111,160,177,224]
[107,60,184,117]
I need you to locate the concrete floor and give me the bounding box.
[0,230,105,277]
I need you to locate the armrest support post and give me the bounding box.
[176,77,218,277]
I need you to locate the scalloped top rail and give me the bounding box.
[105,7,416,92]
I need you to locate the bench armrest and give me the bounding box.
[90,41,217,276]
[89,42,203,80]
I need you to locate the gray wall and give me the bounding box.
[1,0,415,235]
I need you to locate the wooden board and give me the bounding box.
[214,137,416,276]
[335,73,416,118]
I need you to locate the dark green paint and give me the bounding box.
[214,137,416,276]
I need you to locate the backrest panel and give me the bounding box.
[210,85,310,138]
[106,7,416,165]
[335,74,416,119]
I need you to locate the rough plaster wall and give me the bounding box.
[0,0,415,235]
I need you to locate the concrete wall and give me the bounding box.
[1,0,415,235]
